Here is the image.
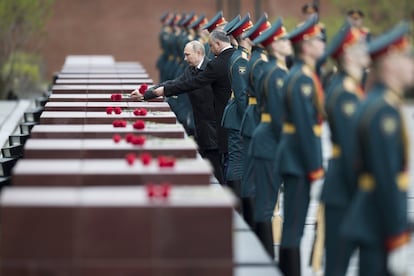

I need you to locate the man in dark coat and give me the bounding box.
[137,30,236,181]
[132,40,224,184]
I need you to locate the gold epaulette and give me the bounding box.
[343,77,356,92]
[261,113,271,122]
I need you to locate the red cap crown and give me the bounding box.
[261,26,287,47]
[231,20,253,37]
[249,21,271,40]
[332,27,361,59]
[207,16,226,32]
[290,24,322,43]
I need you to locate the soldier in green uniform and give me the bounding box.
[319,22,370,276]
[249,18,291,258]
[156,12,172,82]
[342,22,413,276]
[221,14,253,197]
[347,9,371,42]
[276,16,326,276]
[238,13,271,228]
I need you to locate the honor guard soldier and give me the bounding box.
[276,15,326,276]
[221,14,253,197]
[342,22,413,276]
[347,9,371,42]
[249,18,292,258]
[239,13,271,228]
[188,14,209,44]
[202,11,227,59]
[301,3,327,42]
[320,22,370,276]
[223,15,241,48]
[156,12,172,82]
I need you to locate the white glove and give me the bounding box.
[387,244,409,276]
[310,178,324,201]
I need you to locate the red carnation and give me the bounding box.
[125,152,136,165]
[139,108,148,116]
[114,106,122,114]
[133,108,148,116]
[158,155,176,167]
[146,183,156,198]
[138,83,148,94]
[133,120,145,130]
[160,182,171,197]
[125,133,134,143]
[140,152,152,165]
[106,106,114,114]
[112,120,127,128]
[111,93,122,101]
[112,134,122,143]
[131,135,146,145]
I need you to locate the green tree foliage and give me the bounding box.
[0,0,54,99]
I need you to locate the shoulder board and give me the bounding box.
[301,65,313,77]
[384,90,402,108]
[260,53,269,62]
[343,77,356,92]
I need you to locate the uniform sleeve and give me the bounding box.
[267,70,285,140]
[288,75,324,177]
[230,57,248,116]
[331,92,360,185]
[364,108,409,249]
[164,62,218,96]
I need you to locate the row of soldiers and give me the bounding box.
[137,6,413,276]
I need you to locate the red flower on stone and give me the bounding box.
[133,120,145,129]
[111,94,122,101]
[138,83,148,94]
[131,135,146,145]
[113,120,127,128]
[158,155,176,167]
[125,152,136,165]
[146,183,156,198]
[106,106,113,114]
[160,182,171,197]
[112,134,122,143]
[140,152,152,165]
[125,133,134,143]
[133,108,148,116]
[114,106,122,114]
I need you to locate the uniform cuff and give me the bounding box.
[308,168,324,181]
[386,231,410,252]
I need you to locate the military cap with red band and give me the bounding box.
[228,13,253,38]
[368,22,411,59]
[202,11,226,32]
[181,12,197,28]
[223,14,241,34]
[253,17,287,47]
[286,15,322,43]
[324,22,362,59]
[189,14,208,30]
[242,13,271,40]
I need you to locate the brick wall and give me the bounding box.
[40,0,333,83]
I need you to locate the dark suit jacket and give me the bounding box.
[161,58,218,150]
[164,47,236,153]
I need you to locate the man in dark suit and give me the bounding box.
[136,30,235,181]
